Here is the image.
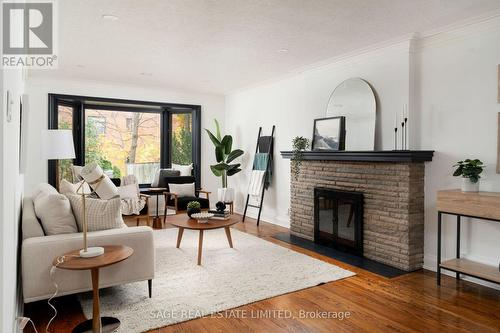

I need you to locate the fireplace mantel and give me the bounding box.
[280,150,434,163]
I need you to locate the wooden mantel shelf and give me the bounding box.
[280,150,434,162]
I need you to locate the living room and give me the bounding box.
[1,1,500,332]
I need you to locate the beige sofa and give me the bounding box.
[21,197,155,303]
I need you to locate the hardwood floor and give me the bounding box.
[24,215,500,333]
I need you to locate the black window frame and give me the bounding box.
[48,93,201,188]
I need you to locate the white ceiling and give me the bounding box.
[30,0,500,95]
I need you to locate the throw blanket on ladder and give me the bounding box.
[248,170,266,197]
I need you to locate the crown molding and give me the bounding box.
[416,11,500,49]
[227,10,500,96]
[226,36,415,95]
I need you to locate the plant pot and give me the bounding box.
[187,207,201,218]
[217,188,234,203]
[461,178,479,192]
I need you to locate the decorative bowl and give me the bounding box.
[191,212,214,223]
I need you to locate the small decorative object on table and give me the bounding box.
[192,212,214,223]
[186,201,201,218]
[452,159,484,192]
[215,201,226,213]
[209,201,231,220]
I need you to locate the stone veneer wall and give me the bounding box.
[290,160,425,271]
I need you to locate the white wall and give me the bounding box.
[226,16,500,288]
[1,3,26,330]
[24,78,225,197]
[225,41,413,226]
[417,18,500,287]
[1,69,25,333]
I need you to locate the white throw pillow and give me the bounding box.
[80,163,118,200]
[72,165,84,182]
[34,193,78,235]
[169,183,195,197]
[118,184,138,199]
[59,179,92,195]
[31,183,58,201]
[172,163,193,176]
[66,194,126,232]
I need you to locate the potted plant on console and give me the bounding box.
[206,119,244,203]
[453,159,484,192]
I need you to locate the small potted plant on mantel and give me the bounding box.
[452,159,484,192]
[291,136,310,180]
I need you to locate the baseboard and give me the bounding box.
[234,209,290,228]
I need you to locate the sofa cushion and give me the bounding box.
[22,197,45,239]
[31,183,58,201]
[66,194,126,232]
[34,193,78,235]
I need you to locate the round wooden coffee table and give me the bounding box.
[54,245,133,333]
[168,215,240,265]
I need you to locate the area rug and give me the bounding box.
[79,228,355,332]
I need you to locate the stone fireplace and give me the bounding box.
[281,150,434,272]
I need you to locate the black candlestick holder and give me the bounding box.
[401,121,405,151]
[394,127,398,150]
[404,117,408,150]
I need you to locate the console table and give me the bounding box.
[436,189,500,286]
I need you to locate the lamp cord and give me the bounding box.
[46,255,78,333]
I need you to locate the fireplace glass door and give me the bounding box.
[314,188,363,255]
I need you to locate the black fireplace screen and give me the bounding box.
[314,188,363,255]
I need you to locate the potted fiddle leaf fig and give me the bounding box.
[452,159,484,192]
[206,119,244,202]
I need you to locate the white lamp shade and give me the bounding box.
[41,130,76,160]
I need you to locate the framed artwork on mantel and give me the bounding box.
[312,116,346,151]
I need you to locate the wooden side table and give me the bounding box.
[140,187,168,228]
[54,245,134,333]
[436,190,500,286]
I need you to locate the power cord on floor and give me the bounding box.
[21,254,101,333]
[46,254,79,333]
[16,316,39,333]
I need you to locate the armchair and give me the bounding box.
[162,176,210,220]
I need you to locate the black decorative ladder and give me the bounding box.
[242,125,275,226]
